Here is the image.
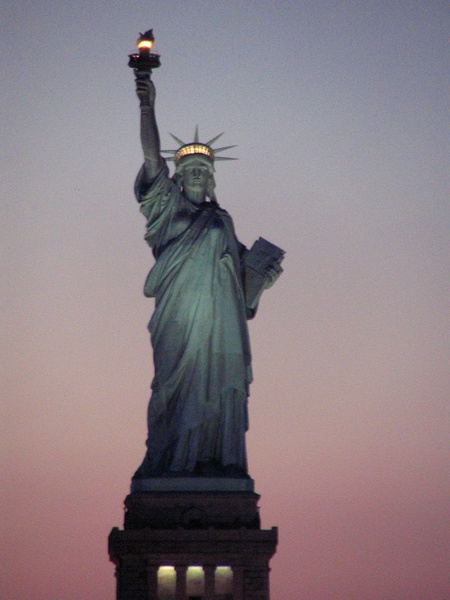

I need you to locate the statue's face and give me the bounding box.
[182,163,209,203]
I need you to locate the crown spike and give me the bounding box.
[213,145,237,153]
[215,157,238,161]
[164,129,237,165]
[206,132,224,147]
[169,133,186,146]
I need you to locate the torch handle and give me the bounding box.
[134,69,152,79]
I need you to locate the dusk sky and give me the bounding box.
[1,2,449,599]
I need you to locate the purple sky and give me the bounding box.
[1,2,449,599]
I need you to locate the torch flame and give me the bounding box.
[137,40,153,50]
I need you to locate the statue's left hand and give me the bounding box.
[264,262,283,289]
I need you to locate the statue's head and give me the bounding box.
[162,129,236,204]
[176,154,216,203]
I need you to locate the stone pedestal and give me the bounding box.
[109,485,277,600]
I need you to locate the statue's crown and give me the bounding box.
[174,143,214,165]
[162,127,236,166]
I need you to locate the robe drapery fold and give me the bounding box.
[133,163,253,476]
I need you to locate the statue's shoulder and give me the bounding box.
[202,204,233,221]
[214,204,230,216]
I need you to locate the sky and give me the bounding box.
[1,1,449,599]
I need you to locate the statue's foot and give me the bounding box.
[194,460,248,478]
[221,463,249,478]
[132,454,155,479]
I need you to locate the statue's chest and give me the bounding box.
[190,210,236,260]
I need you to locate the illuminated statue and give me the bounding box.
[132,76,283,480]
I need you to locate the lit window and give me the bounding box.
[215,566,233,596]
[158,566,176,599]
[187,566,205,597]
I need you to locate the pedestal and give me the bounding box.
[109,483,277,600]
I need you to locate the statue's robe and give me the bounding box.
[133,163,254,476]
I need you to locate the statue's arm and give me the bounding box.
[135,75,163,180]
[239,243,283,319]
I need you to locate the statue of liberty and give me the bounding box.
[132,74,283,481]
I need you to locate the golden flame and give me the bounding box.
[137,40,153,50]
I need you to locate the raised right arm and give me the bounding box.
[135,75,163,179]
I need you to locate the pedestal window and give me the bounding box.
[158,566,176,599]
[156,565,233,599]
[186,566,205,598]
[215,566,233,599]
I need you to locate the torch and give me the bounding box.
[128,29,161,77]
